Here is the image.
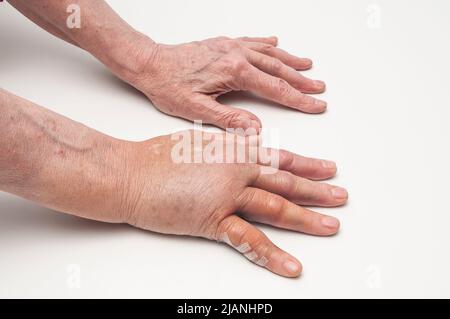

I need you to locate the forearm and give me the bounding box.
[7,0,155,82]
[7,0,79,46]
[0,89,130,223]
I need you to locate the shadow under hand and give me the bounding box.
[0,195,205,249]
[218,91,311,115]
[0,196,130,241]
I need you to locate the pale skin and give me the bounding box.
[1,1,348,277]
[7,0,327,132]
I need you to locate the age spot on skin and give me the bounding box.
[55,148,65,157]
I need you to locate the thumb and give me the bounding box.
[191,97,262,135]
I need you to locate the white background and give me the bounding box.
[1,0,450,298]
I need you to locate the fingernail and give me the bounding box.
[314,80,325,89]
[241,121,261,136]
[283,260,300,274]
[321,216,340,229]
[250,120,262,134]
[314,99,327,108]
[236,116,260,135]
[310,99,327,113]
[300,58,312,65]
[331,187,348,200]
[321,160,336,169]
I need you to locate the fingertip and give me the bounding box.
[296,58,313,70]
[316,99,328,111]
[297,159,337,181]
[282,258,303,277]
[268,252,303,278]
[318,160,337,179]
[313,80,326,92]
[269,36,279,46]
[251,119,263,135]
[235,116,262,136]
[321,159,337,170]
[320,216,341,235]
[307,99,327,113]
[331,187,349,202]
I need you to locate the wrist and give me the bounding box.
[62,136,138,224]
[95,30,159,86]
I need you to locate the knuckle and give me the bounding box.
[279,149,294,168]
[266,195,285,216]
[277,171,297,197]
[215,216,235,241]
[298,95,316,109]
[259,44,275,54]
[221,40,241,52]
[318,183,331,199]
[274,78,292,96]
[252,234,270,259]
[300,182,320,202]
[269,59,283,73]
[216,216,247,245]
[299,213,315,230]
[238,188,257,211]
[306,159,323,176]
[216,110,242,129]
[230,57,248,74]
[221,55,249,78]
[250,232,267,251]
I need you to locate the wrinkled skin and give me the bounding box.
[8,1,327,132]
[1,90,348,278]
[3,2,346,278]
[129,36,327,133]
[120,131,348,277]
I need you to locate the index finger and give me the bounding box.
[217,215,302,277]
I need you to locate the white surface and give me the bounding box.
[1,0,450,298]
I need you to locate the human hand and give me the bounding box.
[6,3,326,133]
[126,36,327,133]
[1,89,346,278]
[117,130,347,277]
